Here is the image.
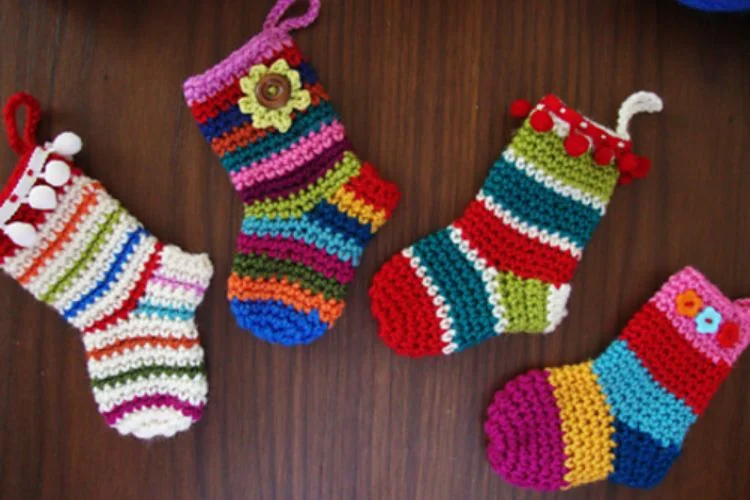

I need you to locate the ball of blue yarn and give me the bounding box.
[677,0,750,11]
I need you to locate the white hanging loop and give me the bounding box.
[616,91,663,140]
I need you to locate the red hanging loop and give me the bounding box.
[3,92,41,156]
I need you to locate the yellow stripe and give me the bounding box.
[546,361,616,488]
[327,187,387,232]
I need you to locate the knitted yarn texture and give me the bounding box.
[369,93,662,357]
[0,93,212,439]
[183,0,399,346]
[484,267,750,490]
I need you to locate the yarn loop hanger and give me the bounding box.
[264,0,321,33]
[3,92,41,156]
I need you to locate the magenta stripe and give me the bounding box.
[239,140,350,204]
[485,369,569,491]
[236,233,355,284]
[103,394,205,425]
[151,274,208,295]
[229,120,347,190]
[183,29,293,105]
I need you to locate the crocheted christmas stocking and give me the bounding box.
[183,0,399,345]
[369,92,662,357]
[0,93,212,439]
[485,267,750,490]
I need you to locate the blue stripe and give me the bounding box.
[63,228,147,320]
[481,157,603,248]
[241,215,363,265]
[230,298,328,345]
[219,103,339,171]
[412,229,496,351]
[307,201,373,246]
[592,340,697,448]
[198,106,251,141]
[608,420,681,489]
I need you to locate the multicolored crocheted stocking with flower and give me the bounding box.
[0,93,212,439]
[369,92,662,357]
[183,0,399,345]
[484,267,750,490]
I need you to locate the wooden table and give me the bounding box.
[1,1,749,498]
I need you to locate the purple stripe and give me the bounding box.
[236,233,355,284]
[103,395,205,426]
[151,274,208,295]
[239,139,351,204]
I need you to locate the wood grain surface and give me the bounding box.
[1,1,749,499]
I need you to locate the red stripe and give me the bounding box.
[369,253,444,357]
[620,302,731,415]
[83,242,164,334]
[189,44,306,124]
[341,163,400,218]
[453,200,579,286]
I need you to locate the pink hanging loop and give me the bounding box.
[3,92,41,156]
[263,0,321,33]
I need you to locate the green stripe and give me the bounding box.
[510,123,619,202]
[91,365,205,389]
[42,207,124,304]
[232,253,347,300]
[243,151,361,219]
[496,271,550,333]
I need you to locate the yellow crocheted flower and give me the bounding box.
[675,289,703,318]
[238,59,311,133]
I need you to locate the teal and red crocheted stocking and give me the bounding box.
[484,267,750,490]
[183,0,399,345]
[370,92,662,357]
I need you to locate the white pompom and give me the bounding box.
[3,222,38,248]
[51,132,82,156]
[28,185,57,210]
[43,160,72,186]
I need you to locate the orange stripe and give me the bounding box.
[86,336,200,361]
[227,273,344,324]
[209,83,330,157]
[18,183,101,285]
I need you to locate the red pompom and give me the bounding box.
[718,322,740,348]
[593,146,615,166]
[509,99,532,119]
[618,152,640,174]
[529,110,553,132]
[564,132,589,157]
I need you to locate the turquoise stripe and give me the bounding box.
[134,300,195,321]
[482,157,603,248]
[412,229,496,351]
[593,340,697,448]
[221,102,339,172]
[241,215,363,265]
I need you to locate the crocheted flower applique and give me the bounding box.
[675,289,703,318]
[717,321,740,348]
[238,59,311,133]
[695,306,722,335]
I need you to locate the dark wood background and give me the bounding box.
[1,0,749,499]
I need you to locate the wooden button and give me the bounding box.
[255,74,292,110]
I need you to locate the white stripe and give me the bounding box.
[82,317,198,351]
[446,225,508,336]
[401,246,458,355]
[93,375,208,412]
[503,148,608,214]
[477,191,583,259]
[544,283,572,334]
[52,214,140,311]
[25,194,118,298]
[86,344,204,379]
[113,408,195,439]
[70,235,158,329]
